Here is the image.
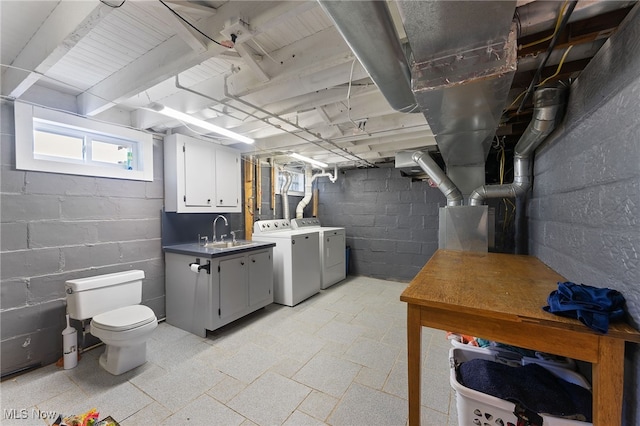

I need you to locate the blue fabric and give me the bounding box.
[458,359,592,422]
[543,281,626,333]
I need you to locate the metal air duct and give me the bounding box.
[397,1,518,196]
[317,0,419,113]
[469,82,569,206]
[412,151,463,207]
[280,171,292,219]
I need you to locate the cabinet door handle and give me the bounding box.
[252,259,256,263]
[240,261,245,265]
[207,199,211,204]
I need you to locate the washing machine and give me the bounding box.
[252,219,321,306]
[291,218,346,289]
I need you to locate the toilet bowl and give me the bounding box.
[90,305,157,375]
[65,270,157,375]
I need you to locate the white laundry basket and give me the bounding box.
[450,347,592,426]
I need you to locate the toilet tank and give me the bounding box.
[66,270,145,320]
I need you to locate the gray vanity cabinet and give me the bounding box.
[165,247,273,337]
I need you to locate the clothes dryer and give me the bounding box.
[291,218,346,289]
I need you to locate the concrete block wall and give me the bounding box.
[317,166,446,281]
[529,6,640,424]
[0,101,165,377]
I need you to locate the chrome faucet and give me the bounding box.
[213,215,228,242]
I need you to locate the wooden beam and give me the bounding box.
[244,156,255,240]
[235,43,269,82]
[77,1,302,116]
[2,1,113,98]
[158,5,209,53]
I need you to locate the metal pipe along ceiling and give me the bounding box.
[317,0,419,113]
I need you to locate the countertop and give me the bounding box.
[163,241,275,258]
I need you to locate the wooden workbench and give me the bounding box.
[400,250,640,426]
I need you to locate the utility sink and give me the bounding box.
[204,241,257,249]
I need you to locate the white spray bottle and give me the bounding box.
[62,314,77,369]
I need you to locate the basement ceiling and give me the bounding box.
[1,0,636,169]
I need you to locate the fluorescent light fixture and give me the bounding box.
[290,152,328,168]
[148,103,254,144]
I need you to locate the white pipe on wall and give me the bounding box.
[295,165,337,218]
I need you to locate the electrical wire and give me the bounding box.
[157,0,225,47]
[99,0,126,8]
[346,59,362,132]
[519,0,568,50]
[537,45,573,87]
[502,44,572,114]
[504,89,527,113]
[517,0,578,113]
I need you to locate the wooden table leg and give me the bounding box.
[592,337,625,425]
[407,304,421,425]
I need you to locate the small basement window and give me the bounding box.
[15,101,153,181]
[275,169,305,196]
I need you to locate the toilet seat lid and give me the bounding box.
[92,305,156,332]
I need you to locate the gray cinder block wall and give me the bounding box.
[529,6,640,424]
[0,100,165,377]
[317,166,445,281]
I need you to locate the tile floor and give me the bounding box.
[0,276,458,425]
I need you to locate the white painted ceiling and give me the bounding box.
[1,0,634,169]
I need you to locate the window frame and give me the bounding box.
[15,101,153,181]
[275,168,305,196]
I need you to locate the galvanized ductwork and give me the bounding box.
[280,170,292,219]
[317,0,419,113]
[469,82,569,206]
[398,1,518,196]
[412,151,463,207]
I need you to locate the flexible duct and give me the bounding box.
[280,170,292,219]
[468,82,569,206]
[296,165,338,219]
[412,151,463,207]
[317,0,418,113]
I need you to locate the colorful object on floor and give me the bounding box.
[543,281,626,333]
[446,332,479,346]
[52,410,119,426]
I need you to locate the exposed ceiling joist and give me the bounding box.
[156,2,210,53]
[77,1,300,116]
[234,43,269,82]
[2,2,113,98]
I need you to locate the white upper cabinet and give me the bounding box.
[164,133,241,213]
[214,147,241,208]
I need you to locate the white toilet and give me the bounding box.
[65,270,157,375]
